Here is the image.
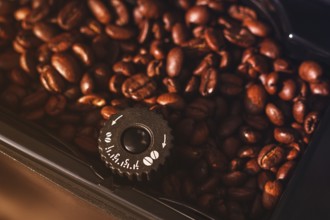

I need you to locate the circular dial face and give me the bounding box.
[98,108,172,178]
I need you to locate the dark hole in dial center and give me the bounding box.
[121,126,151,154]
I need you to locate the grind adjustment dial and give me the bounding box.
[98,108,172,180]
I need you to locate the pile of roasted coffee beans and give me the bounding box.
[0,0,329,219]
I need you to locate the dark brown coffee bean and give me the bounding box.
[222,171,247,187]
[45,95,67,116]
[150,40,166,60]
[258,171,274,191]
[109,74,125,94]
[245,159,261,175]
[238,146,259,159]
[186,98,215,120]
[166,47,184,77]
[109,0,130,26]
[258,144,285,170]
[304,111,319,134]
[137,0,165,19]
[9,68,30,86]
[51,53,81,83]
[177,145,203,162]
[80,73,95,95]
[239,126,261,144]
[286,148,300,161]
[113,61,135,76]
[184,76,199,94]
[74,135,98,153]
[26,2,50,23]
[223,27,255,48]
[199,174,221,193]
[163,77,180,93]
[137,20,151,44]
[244,114,269,130]
[20,50,37,77]
[122,73,156,101]
[245,54,269,76]
[265,103,285,126]
[22,90,48,110]
[310,81,330,96]
[243,19,269,37]
[100,105,118,120]
[274,127,296,144]
[259,38,280,59]
[273,58,293,74]
[221,136,241,159]
[262,180,282,210]
[228,5,257,21]
[157,93,185,109]
[77,94,106,107]
[244,83,267,114]
[199,67,218,96]
[87,0,112,24]
[299,61,323,83]
[172,23,189,46]
[58,0,86,30]
[205,145,227,170]
[228,187,255,202]
[193,53,218,76]
[40,65,66,93]
[33,22,58,42]
[105,24,136,40]
[204,27,224,52]
[147,59,164,78]
[80,19,103,37]
[276,161,295,180]
[278,79,296,101]
[218,116,242,138]
[185,6,210,25]
[191,121,209,145]
[264,72,279,95]
[219,73,243,96]
[48,32,77,53]
[72,43,95,67]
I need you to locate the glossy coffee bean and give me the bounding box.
[157,93,185,109]
[299,61,323,83]
[228,5,257,21]
[243,19,269,37]
[274,127,296,144]
[166,47,184,77]
[304,112,319,134]
[58,0,86,30]
[87,0,112,24]
[122,73,157,101]
[244,83,267,114]
[199,67,218,96]
[51,53,81,83]
[223,26,256,48]
[259,38,280,59]
[185,6,210,25]
[276,161,295,180]
[262,180,282,210]
[278,79,296,101]
[265,103,285,126]
[258,144,285,170]
[204,27,224,52]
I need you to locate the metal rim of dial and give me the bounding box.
[98,108,172,179]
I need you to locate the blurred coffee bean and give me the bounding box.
[51,52,81,83]
[228,5,257,21]
[199,67,218,96]
[243,19,269,37]
[185,6,210,25]
[204,27,224,52]
[166,47,184,77]
[45,95,67,116]
[72,43,95,66]
[259,39,280,59]
[87,0,112,24]
[105,24,136,40]
[58,0,86,30]
[299,61,323,83]
[222,171,247,187]
[157,93,185,109]
[276,161,295,180]
[80,73,95,95]
[310,81,330,96]
[223,26,255,48]
[304,112,319,134]
[218,116,242,138]
[262,180,282,210]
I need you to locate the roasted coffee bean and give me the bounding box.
[222,171,247,187]
[157,93,185,109]
[122,73,156,101]
[58,0,86,30]
[105,24,136,40]
[238,146,259,159]
[110,0,130,26]
[80,73,95,95]
[199,67,218,96]
[218,116,242,137]
[239,126,261,144]
[220,136,241,159]
[172,23,189,45]
[265,103,285,126]
[228,187,255,202]
[204,27,224,52]
[244,83,267,114]
[262,180,282,210]
[258,144,285,170]
[274,127,296,144]
[166,47,184,77]
[51,53,81,83]
[228,5,257,21]
[299,61,323,83]
[186,98,215,120]
[163,77,180,93]
[276,161,295,180]
[304,112,319,134]
[185,6,210,25]
[48,32,77,53]
[219,73,243,96]
[273,58,293,74]
[137,0,165,19]
[259,38,280,59]
[223,27,255,48]
[264,72,279,95]
[244,114,269,130]
[147,59,164,77]
[185,76,199,93]
[72,43,95,66]
[9,68,30,86]
[310,81,330,96]
[87,0,112,24]
[205,146,227,170]
[113,61,135,76]
[278,79,296,101]
[109,74,125,94]
[20,50,38,77]
[45,95,67,116]
[194,53,218,76]
[33,22,58,42]
[77,94,106,107]
[100,105,118,120]
[199,174,221,193]
[40,65,66,93]
[22,90,48,110]
[80,19,103,37]
[245,159,261,175]
[243,19,269,37]
[258,171,274,191]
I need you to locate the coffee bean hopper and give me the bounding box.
[1,0,330,220]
